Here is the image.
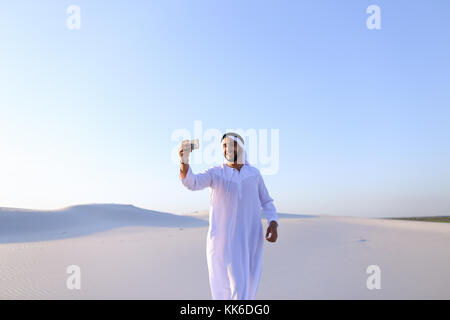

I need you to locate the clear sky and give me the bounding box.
[1,1,449,217]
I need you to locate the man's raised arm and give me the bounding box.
[178,140,213,191]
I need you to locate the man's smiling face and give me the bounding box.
[222,137,240,163]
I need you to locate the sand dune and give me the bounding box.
[0,204,207,243]
[0,204,449,299]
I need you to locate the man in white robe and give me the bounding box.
[178,132,279,300]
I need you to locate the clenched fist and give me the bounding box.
[265,221,278,243]
[178,140,192,164]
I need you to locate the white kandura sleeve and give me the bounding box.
[180,165,214,191]
[258,173,279,226]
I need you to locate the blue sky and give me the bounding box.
[0,1,449,217]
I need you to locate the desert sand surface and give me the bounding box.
[0,204,449,299]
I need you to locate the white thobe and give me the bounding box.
[180,162,279,300]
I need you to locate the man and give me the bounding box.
[178,132,279,300]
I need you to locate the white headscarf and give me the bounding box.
[223,135,249,166]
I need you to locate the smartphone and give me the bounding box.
[183,139,199,151]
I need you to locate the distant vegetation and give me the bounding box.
[389,216,450,223]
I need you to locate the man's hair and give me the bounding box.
[221,132,244,145]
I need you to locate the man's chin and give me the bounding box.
[224,155,234,162]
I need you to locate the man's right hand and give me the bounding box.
[178,140,192,164]
[179,140,191,180]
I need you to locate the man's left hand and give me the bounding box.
[265,221,278,243]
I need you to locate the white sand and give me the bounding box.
[0,204,449,299]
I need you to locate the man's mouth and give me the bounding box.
[225,152,238,162]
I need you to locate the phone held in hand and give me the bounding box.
[183,139,199,152]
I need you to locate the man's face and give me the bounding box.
[222,137,240,163]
